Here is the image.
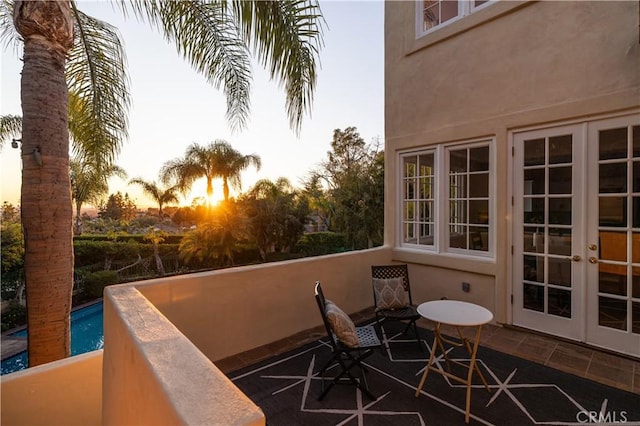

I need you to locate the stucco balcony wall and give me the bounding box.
[1,248,394,425]
[0,350,103,426]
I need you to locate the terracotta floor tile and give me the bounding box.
[513,337,556,364]
[587,361,633,391]
[554,341,595,361]
[546,350,591,375]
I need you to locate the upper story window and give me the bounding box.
[419,0,493,36]
[400,140,493,257]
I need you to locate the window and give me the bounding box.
[418,0,492,36]
[400,141,493,256]
[402,151,436,246]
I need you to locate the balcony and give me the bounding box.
[1,246,638,424]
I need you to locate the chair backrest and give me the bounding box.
[371,264,413,305]
[314,282,339,350]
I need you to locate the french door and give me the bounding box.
[513,115,640,357]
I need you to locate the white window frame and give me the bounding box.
[415,0,495,38]
[398,139,495,258]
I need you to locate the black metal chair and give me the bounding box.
[371,264,422,349]
[314,281,382,400]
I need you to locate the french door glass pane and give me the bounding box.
[548,258,571,287]
[633,268,640,297]
[599,163,627,193]
[524,169,545,194]
[524,138,545,166]
[523,284,544,312]
[549,135,572,164]
[523,227,544,253]
[549,198,571,225]
[548,228,571,255]
[633,126,640,157]
[548,288,571,318]
[633,302,640,334]
[524,197,545,224]
[599,128,628,160]
[549,167,572,194]
[524,255,544,283]
[599,231,627,262]
[598,266,627,296]
[598,296,627,331]
[599,197,627,227]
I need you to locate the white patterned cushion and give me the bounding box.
[373,277,408,310]
[324,300,359,348]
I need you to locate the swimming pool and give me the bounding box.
[1,301,104,375]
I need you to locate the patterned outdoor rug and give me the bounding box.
[228,322,640,425]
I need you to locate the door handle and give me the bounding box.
[571,255,581,262]
[588,257,598,264]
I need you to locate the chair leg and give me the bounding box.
[317,351,376,401]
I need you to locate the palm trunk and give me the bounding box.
[14,0,74,366]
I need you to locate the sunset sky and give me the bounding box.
[0,0,384,209]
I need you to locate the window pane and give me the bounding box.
[524,169,545,194]
[598,265,626,296]
[470,146,489,171]
[419,201,433,221]
[419,153,434,174]
[599,128,628,160]
[524,138,545,166]
[419,177,433,198]
[600,197,627,227]
[549,135,572,164]
[450,200,467,223]
[599,296,627,331]
[633,126,640,158]
[523,283,544,312]
[524,226,544,253]
[469,200,488,224]
[549,166,572,194]
[469,172,488,197]
[600,231,627,262]
[524,197,545,224]
[634,197,640,228]
[423,1,439,30]
[404,156,417,177]
[450,149,467,173]
[548,258,571,287]
[599,162,627,193]
[449,174,467,198]
[549,197,571,225]
[548,288,571,318]
[524,255,544,283]
[469,226,488,251]
[441,0,459,23]
[450,226,467,249]
[548,228,571,256]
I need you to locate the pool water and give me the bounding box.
[1,301,104,375]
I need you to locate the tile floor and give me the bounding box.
[217,307,640,395]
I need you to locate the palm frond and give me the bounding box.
[67,3,130,168]
[0,114,22,149]
[231,0,324,133]
[119,0,252,131]
[0,0,21,52]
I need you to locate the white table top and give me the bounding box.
[417,300,493,326]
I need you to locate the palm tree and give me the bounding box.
[71,159,127,235]
[4,0,323,365]
[213,141,262,201]
[161,142,224,209]
[128,177,179,217]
